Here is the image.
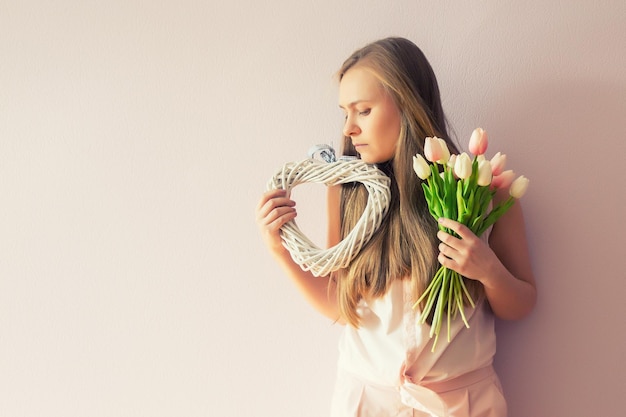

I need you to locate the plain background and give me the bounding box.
[1,1,625,416]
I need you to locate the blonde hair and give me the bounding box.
[333,37,482,326]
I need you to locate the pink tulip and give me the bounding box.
[491,170,516,189]
[435,138,451,164]
[424,137,438,163]
[469,128,488,156]
[490,152,507,176]
[424,137,450,164]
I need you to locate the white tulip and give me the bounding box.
[413,154,431,180]
[454,152,473,180]
[447,154,457,170]
[509,175,530,199]
[477,160,493,186]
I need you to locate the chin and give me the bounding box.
[361,156,390,165]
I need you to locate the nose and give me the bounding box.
[343,116,361,137]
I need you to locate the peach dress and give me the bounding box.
[329,279,507,417]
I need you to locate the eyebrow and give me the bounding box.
[338,99,372,110]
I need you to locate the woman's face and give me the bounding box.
[339,66,402,164]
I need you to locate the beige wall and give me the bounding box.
[1,1,625,416]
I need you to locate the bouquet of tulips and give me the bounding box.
[412,128,529,350]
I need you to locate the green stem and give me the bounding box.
[431,269,448,338]
[458,277,475,309]
[447,271,455,342]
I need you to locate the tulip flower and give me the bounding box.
[454,152,472,179]
[509,175,530,199]
[424,137,451,164]
[435,138,451,164]
[424,137,440,163]
[490,152,507,176]
[447,154,457,170]
[412,127,529,351]
[491,170,516,189]
[469,128,488,156]
[413,154,431,180]
[477,159,493,186]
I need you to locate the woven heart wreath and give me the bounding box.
[266,158,391,277]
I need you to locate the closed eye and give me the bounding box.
[359,109,371,116]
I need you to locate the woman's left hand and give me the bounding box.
[435,217,500,283]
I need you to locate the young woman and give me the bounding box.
[256,37,536,417]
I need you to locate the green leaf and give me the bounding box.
[476,197,516,236]
[456,180,466,222]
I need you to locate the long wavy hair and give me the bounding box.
[333,37,482,327]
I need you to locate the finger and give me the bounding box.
[437,217,471,239]
[261,209,297,251]
[436,229,463,253]
[256,188,292,209]
[256,193,296,220]
[261,206,297,229]
[438,252,457,269]
[438,241,458,259]
[264,188,290,199]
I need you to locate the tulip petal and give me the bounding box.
[477,160,493,186]
[436,138,451,164]
[454,153,472,179]
[491,170,515,189]
[424,137,440,163]
[413,154,431,180]
[468,128,488,156]
[490,152,507,176]
[509,175,530,199]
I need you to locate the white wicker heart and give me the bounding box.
[266,158,391,277]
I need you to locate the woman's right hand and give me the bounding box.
[255,187,342,323]
[255,189,297,254]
